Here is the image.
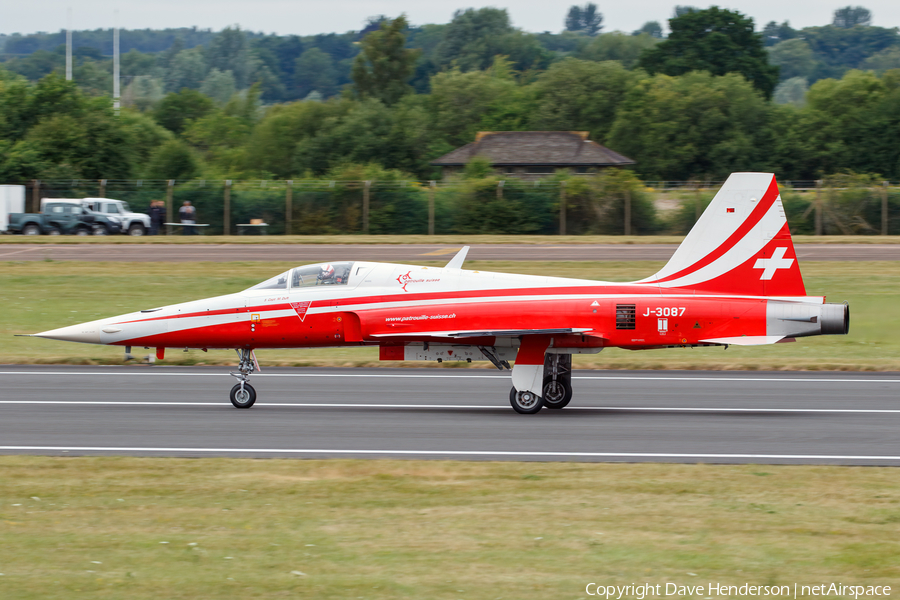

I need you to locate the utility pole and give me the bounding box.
[624,188,632,236]
[815,179,823,236]
[559,181,567,235]
[223,180,231,235]
[166,180,174,236]
[362,180,371,234]
[285,181,293,236]
[66,8,72,81]
[428,181,436,235]
[113,11,120,115]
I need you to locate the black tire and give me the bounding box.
[128,223,145,236]
[542,375,573,409]
[509,386,543,414]
[22,224,41,235]
[46,227,61,236]
[92,225,109,236]
[75,226,91,236]
[230,383,257,408]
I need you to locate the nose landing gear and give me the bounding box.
[229,348,258,408]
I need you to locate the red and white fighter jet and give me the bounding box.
[32,173,849,413]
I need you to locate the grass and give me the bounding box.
[0,457,897,599]
[1,234,900,245]
[1,260,897,370]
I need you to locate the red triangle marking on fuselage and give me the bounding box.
[290,301,311,321]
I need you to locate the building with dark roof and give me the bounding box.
[430,131,636,180]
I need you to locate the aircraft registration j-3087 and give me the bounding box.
[29,173,849,414]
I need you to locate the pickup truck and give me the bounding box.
[7,202,122,235]
[41,198,151,236]
[83,198,151,236]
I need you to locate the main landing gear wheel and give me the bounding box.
[509,387,544,414]
[542,375,573,409]
[230,383,257,408]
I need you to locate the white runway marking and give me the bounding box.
[2,371,900,384]
[1,446,899,461]
[1,400,899,413]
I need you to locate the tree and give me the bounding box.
[673,6,697,17]
[833,6,872,28]
[773,77,809,106]
[638,7,780,98]
[633,22,663,39]
[352,15,418,105]
[295,48,338,98]
[433,8,514,71]
[153,88,215,134]
[144,139,201,180]
[531,58,638,141]
[762,21,796,47]
[205,26,251,88]
[565,3,603,35]
[607,71,772,180]
[579,32,659,69]
[428,63,529,147]
[768,39,816,81]
[200,68,237,104]
[863,47,900,73]
[166,48,207,92]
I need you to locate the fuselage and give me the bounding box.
[35,260,848,357]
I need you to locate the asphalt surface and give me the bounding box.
[2,366,899,465]
[1,243,898,262]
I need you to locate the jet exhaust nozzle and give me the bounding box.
[820,302,849,335]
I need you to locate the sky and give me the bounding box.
[3,0,900,37]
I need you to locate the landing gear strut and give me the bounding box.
[542,354,573,409]
[229,348,257,408]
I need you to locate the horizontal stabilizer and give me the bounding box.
[372,327,593,339]
[701,336,795,346]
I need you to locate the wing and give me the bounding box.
[371,327,594,338]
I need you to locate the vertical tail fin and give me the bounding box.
[640,173,806,296]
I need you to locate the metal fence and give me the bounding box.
[14,178,900,236]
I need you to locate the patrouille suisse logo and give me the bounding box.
[395,271,441,293]
[397,271,413,292]
[290,301,311,321]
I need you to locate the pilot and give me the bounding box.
[319,264,336,284]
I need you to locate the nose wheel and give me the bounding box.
[229,348,258,408]
[230,383,257,408]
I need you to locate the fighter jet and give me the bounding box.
[31,173,849,413]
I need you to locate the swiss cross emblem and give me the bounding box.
[290,301,311,321]
[753,247,794,280]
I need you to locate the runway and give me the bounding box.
[1,366,899,465]
[1,243,898,262]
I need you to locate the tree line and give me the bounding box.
[1,6,899,183]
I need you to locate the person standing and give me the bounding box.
[148,200,164,235]
[179,200,196,235]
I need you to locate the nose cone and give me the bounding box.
[34,323,102,344]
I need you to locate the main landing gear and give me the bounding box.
[229,348,257,408]
[508,354,573,414]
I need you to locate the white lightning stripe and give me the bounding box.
[1,372,899,383]
[657,200,786,289]
[2,401,900,413]
[1,446,899,461]
[306,292,824,317]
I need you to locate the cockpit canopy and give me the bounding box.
[247,262,354,291]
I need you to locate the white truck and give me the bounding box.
[41,197,151,236]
